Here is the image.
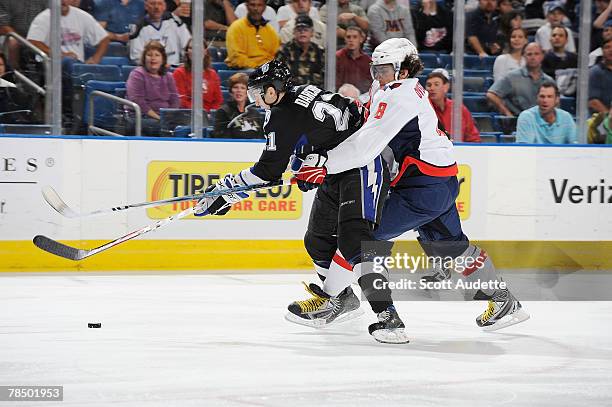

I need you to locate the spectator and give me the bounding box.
[165,0,192,28]
[587,104,612,144]
[535,2,576,53]
[172,40,223,111]
[516,82,577,144]
[126,41,180,136]
[94,0,145,43]
[426,68,481,143]
[204,0,237,46]
[28,0,110,128]
[413,0,453,54]
[541,25,577,78]
[212,72,264,139]
[225,0,280,69]
[497,0,514,14]
[487,42,554,117]
[367,0,416,48]
[338,83,361,100]
[0,1,50,68]
[280,10,327,47]
[130,0,191,66]
[278,14,324,86]
[336,26,372,93]
[72,0,95,14]
[589,37,612,114]
[496,9,523,50]
[466,0,502,56]
[493,27,528,82]
[235,2,280,32]
[319,0,369,48]
[590,20,612,66]
[592,0,611,51]
[277,0,320,29]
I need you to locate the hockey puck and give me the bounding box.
[88,323,102,328]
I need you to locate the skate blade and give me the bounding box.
[482,309,530,332]
[371,328,410,344]
[284,308,364,329]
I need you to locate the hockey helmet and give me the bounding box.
[370,38,418,81]
[247,59,292,103]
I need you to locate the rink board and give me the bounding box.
[0,136,611,272]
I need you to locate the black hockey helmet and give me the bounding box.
[247,59,292,103]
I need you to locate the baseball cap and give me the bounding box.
[543,1,566,15]
[604,19,612,29]
[427,68,450,83]
[295,14,314,29]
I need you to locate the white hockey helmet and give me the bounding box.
[370,38,419,80]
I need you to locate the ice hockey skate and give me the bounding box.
[476,289,530,331]
[368,305,410,344]
[285,282,364,328]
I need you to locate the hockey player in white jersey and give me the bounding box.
[293,38,530,333]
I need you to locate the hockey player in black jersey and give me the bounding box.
[197,59,408,344]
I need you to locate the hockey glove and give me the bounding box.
[292,153,328,192]
[195,173,249,216]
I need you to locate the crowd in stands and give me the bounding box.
[0,0,611,143]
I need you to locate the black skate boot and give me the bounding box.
[368,305,409,344]
[285,282,363,328]
[475,289,530,331]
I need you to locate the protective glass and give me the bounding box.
[369,64,396,80]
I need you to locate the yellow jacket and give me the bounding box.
[225,18,280,69]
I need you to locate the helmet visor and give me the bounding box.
[370,64,396,81]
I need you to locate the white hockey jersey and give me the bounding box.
[326,78,457,186]
[129,13,191,66]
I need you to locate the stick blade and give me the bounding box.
[33,235,88,261]
[41,186,79,218]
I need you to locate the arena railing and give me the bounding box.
[87,90,141,137]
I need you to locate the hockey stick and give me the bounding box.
[33,178,295,261]
[42,178,290,219]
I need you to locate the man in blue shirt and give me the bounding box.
[516,82,577,144]
[589,37,612,114]
[94,0,145,43]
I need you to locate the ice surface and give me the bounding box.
[1,272,611,407]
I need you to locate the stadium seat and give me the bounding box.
[495,115,518,135]
[500,134,516,143]
[212,62,229,71]
[463,96,492,113]
[438,54,452,69]
[472,114,497,133]
[463,69,490,78]
[83,80,127,130]
[222,89,231,102]
[479,132,501,143]
[480,56,496,71]
[106,42,130,58]
[560,96,576,115]
[72,64,122,86]
[208,109,217,127]
[121,65,137,80]
[463,77,487,93]
[100,56,131,66]
[420,54,440,69]
[208,46,227,62]
[463,55,481,69]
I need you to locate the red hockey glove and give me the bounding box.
[293,153,328,192]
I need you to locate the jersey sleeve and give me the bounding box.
[250,108,302,181]
[325,82,419,174]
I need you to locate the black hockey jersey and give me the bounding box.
[250,84,361,181]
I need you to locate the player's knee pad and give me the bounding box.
[304,230,336,266]
[337,218,375,266]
